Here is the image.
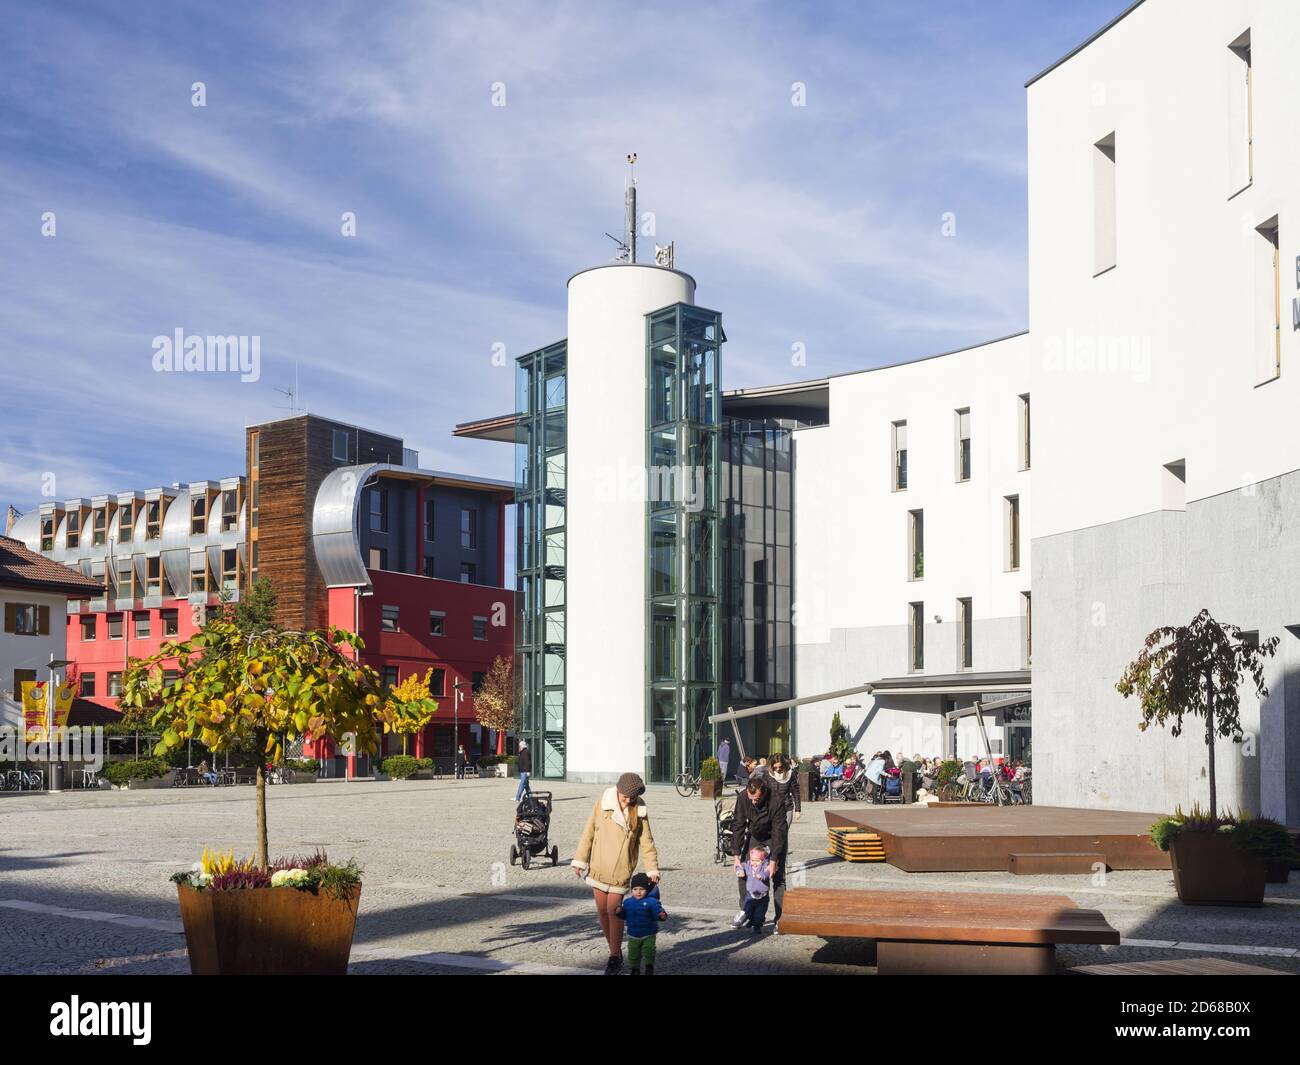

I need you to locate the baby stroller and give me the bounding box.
[714,788,738,863]
[509,790,559,870]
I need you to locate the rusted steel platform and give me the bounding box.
[825,805,1170,872]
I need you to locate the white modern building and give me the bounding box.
[458,0,1300,821]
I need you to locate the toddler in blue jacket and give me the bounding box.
[615,872,667,974]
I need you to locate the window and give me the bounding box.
[1021,591,1033,667]
[80,673,97,698]
[107,672,123,698]
[40,516,54,551]
[251,481,259,529]
[118,502,134,543]
[65,509,80,549]
[146,556,162,596]
[115,557,133,599]
[1228,29,1253,193]
[190,554,207,593]
[3,603,46,636]
[332,428,350,463]
[460,508,477,549]
[472,616,487,640]
[161,608,179,636]
[892,421,908,490]
[381,666,399,691]
[430,667,446,696]
[191,493,207,535]
[424,498,435,541]
[163,669,180,690]
[1018,394,1031,470]
[250,431,260,469]
[381,605,400,632]
[250,541,259,580]
[957,597,973,670]
[92,507,107,546]
[429,611,445,637]
[909,603,924,672]
[221,490,239,532]
[908,510,924,581]
[146,500,162,540]
[423,556,436,578]
[12,669,36,699]
[1093,133,1117,275]
[107,612,123,639]
[134,612,151,639]
[955,408,971,481]
[460,562,477,584]
[1255,218,1281,382]
[1006,495,1021,571]
[221,549,238,591]
[80,616,96,642]
[369,548,388,571]
[472,671,487,694]
[369,487,388,533]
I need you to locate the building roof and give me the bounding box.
[1025,0,1146,88]
[0,536,101,597]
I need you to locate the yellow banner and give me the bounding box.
[21,681,47,741]
[55,683,73,728]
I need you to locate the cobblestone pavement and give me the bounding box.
[2,779,1297,975]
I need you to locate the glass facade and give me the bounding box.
[516,341,567,778]
[646,305,723,782]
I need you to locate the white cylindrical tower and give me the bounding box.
[564,263,696,781]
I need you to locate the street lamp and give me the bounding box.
[452,679,466,766]
[45,655,70,792]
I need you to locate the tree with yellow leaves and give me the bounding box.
[474,655,517,756]
[384,669,440,754]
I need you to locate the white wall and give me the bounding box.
[0,587,74,729]
[564,264,695,779]
[1028,0,1300,540]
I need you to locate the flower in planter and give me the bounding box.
[271,868,311,887]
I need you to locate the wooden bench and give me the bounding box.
[1008,852,1105,875]
[780,887,1119,975]
[1072,957,1287,976]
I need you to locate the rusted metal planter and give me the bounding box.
[1169,833,1266,906]
[699,778,722,799]
[177,884,361,975]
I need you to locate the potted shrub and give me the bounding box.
[102,757,172,790]
[380,754,419,780]
[699,756,722,799]
[478,755,506,778]
[1150,807,1298,906]
[121,619,421,975]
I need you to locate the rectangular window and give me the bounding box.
[908,509,924,581]
[1255,218,1281,382]
[118,503,134,543]
[430,667,446,697]
[472,616,487,640]
[1093,133,1117,275]
[66,510,80,549]
[107,672,123,698]
[250,431,260,470]
[191,493,207,535]
[955,408,971,481]
[161,608,179,637]
[908,602,924,672]
[1019,394,1031,470]
[369,488,388,533]
[369,547,387,571]
[107,612,123,639]
[4,603,45,636]
[92,507,107,546]
[381,605,400,632]
[424,498,435,541]
[134,612,151,639]
[957,597,973,671]
[892,421,908,490]
[115,557,133,599]
[146,500,162,540]
[80,615,96,642]
[221,549,238,591]
[1021,591,1033,668]
[80,672,97,698]
[190,554,207,593]
[221,490,239,532]
[146,556,162,596]
[381,667,399,690]
[460,508,477,549]
[429,611,445,636]
[460,562,477,585]
[1228,30,1253,194]
[13,668,37,698]
[1006,495,1021,571]
[40,516,54,552]
[332,428,350,463]
[423,556,436,578]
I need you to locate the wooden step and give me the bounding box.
[1008,852,1105,875]
[828,827,886,863]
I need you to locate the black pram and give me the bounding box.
[509,790,559,869]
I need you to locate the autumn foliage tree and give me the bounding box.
[384,669,440,754]
[474,655,517,756]
[1116,609,1278,818]
[121,620,420,870]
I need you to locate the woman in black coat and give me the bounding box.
[728,775,789,931]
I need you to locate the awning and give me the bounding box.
[866,670,1031,697]
[706,683,874,724]
[945,693,1032,721]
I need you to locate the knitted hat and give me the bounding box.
[629,872,653,891]
[616,772,646,798]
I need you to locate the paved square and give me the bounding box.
[1,779,1297,975]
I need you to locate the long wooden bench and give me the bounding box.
[1071,957,1287,976]
[780,887,1120,975]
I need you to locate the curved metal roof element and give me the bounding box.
[312,463,379,590]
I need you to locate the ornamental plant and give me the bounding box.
[699,756,722,782]
[121,619,419,870]
[474,655,517,756]
[1149,804,1300,863]
[1117,609,1278,818]
[383,669,439,755]
[171,848,362,899]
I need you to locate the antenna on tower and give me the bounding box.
[624,153,637,264]
[274,361,304,414]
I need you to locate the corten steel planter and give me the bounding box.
[1169,833,1266,906]
[1265,860,1291,884]
[699,778,722,799]
[797,773,813,803]
[177,884,361,975]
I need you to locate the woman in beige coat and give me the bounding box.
[572,772,660,975]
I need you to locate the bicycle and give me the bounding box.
[674,770,701,798]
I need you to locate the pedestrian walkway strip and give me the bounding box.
[0,898,182,933]
[348,946,594,975]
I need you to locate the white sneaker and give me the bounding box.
[731,911,747,928]
[772,923,780,936]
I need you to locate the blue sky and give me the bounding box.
[0,0,1127,514]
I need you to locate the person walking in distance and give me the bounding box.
[573,773,661,975]
[514,740,532,801]
[717,736,732,783]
